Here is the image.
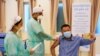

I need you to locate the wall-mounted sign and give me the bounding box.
[72,3,91,52]
[72,3,91,35]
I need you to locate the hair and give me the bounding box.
[61,24,70,30]
[11,19,22,31]
[15,19,22,26]
[32,12,43,15]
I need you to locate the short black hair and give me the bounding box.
[61,24,70,30]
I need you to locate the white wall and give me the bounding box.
[5,0,18,32]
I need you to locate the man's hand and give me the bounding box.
[83,33,96,41]
[89,33,96,41]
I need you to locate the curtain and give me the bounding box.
[62,0,68,24]
[17,0,24,37]
[50,0,59,55]
[0,0,1,31]
[0,0,6,32]
[90,0,100,56]
[30,0,36,15]
[18,0,24,18]
[62,0,72,24]
[51,0,59,35]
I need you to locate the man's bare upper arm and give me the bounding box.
[51,39,59,48]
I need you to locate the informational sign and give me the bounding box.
[72,3,91,52]
[72,3,91,35]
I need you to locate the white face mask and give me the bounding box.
[63,31,71,38]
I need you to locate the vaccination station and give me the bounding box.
[0,0,100,56]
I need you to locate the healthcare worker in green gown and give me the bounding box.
[26,7,53,56]
[4,16,31,56]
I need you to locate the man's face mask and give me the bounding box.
[63,31,71,38]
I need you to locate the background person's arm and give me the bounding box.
[51,39,59,56]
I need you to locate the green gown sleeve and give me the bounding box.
[38,32,53,40]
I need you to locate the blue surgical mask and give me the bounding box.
[63,31,71,38]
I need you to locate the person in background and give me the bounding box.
[51,24,96,56]
[4,16,30,56]
[26,6,53,56]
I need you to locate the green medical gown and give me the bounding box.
[26,18,52,56]
[4,31,29,56]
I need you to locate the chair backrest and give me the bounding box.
[0,33,6,52]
